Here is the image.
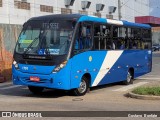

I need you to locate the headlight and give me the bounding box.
[52,61,67,73]
[13,60,19,70]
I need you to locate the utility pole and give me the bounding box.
[118,0,122,20]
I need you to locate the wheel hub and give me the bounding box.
[78,80,87,93]
[127,72,132,83]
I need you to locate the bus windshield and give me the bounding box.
[15,20,74,56]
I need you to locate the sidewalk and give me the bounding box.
[127,81,160,100]
[153,51,160,54]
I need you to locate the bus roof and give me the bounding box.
[28,14,151,29]
[29,14,82,21]
[78,15,151,29]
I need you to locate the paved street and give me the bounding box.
[0,52,160,120]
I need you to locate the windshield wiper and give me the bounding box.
[23,30,48,56]
[45,46,51,56]
[23,36,39,56]
[40,31,51,56]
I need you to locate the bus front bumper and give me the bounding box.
[12,68,70,90]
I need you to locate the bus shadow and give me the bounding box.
[1,80,137,98]
[27,89,70,98]
[90,82,123,92]
[0,87,70,98]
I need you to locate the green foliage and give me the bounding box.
[132,87,160,96]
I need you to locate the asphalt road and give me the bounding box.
[0,52,160,120]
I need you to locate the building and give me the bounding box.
[0,0,150,25]
[149,0,160,44]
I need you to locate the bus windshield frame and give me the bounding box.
[15,20,75,56]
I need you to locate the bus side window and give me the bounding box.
[74,23,92,54]
[74,25,82,52]
[103,25,112,50]
[94,24,112,50]
[113,27,126,50]
[142,29,151,49]
[80,25,92,49]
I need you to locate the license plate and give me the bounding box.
[30,76,40,82]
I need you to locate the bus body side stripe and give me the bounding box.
[92,51,124,87]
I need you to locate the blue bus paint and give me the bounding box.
[12,50,152,89]
[12,14,152,95]
[98,50,152,85]
[70,51,108,88]
[18,64,55,75]
[78,15,151,29]
[12,60,72,90]
[122,21,151,29]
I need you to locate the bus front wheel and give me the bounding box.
[123,70,133,85]
[73,77,89,96]
[28,86,44,94]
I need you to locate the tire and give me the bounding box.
[123,70,133,85]
[73,77,89,96]
[28,86,44,94]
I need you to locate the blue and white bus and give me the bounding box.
[12,14,152,96]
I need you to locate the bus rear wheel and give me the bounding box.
[73,77,89,96]
[123,70,133,85]
[28,86,44,94]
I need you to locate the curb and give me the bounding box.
[127,92,160,100]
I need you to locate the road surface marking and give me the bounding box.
[153,63,160,66]
[21,87,28,90]
[0,82,12,87]
[138,77,160,80]
[0,85,22,90]
[113,82,148,92]
[143,75,158,77]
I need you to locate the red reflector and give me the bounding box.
[30,76,40,82]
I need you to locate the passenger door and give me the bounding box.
[70,22,93,89]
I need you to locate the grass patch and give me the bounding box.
[132,86,160,96]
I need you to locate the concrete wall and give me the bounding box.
[0,24,22,80]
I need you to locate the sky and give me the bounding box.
[149,0,160,17]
